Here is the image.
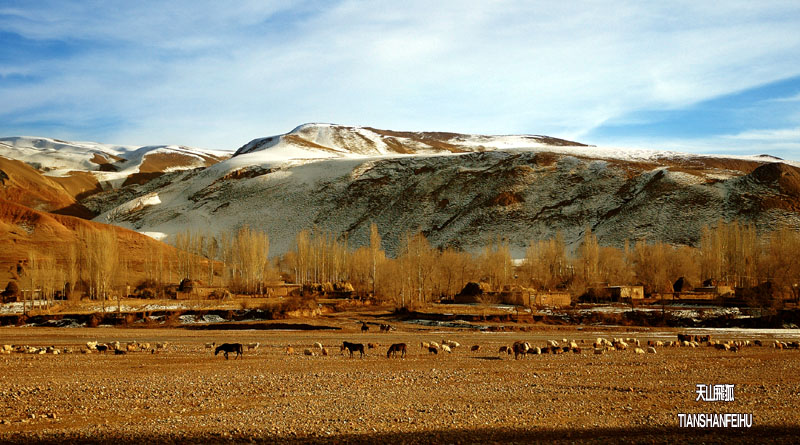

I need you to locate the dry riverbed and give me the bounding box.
[1,325,799,443]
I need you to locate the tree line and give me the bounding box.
[8,220,800,309]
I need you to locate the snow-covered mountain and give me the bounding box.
[77,123,800,256]
[0,136,228,188]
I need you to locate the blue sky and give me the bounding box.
[1,1,799,160]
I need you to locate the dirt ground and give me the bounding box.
[1,322,799,444]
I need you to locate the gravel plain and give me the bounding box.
[1,323,799,444]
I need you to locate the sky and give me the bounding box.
[1,1,799,160]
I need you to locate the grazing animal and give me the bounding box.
[513,341,531,360]
[322,347,329,356]
[634,348,645,354]
[304,348,315,356]
[647,347,657,354]
[204,342,216,349]
[380,324,392,333]
[126,343,138,352]
[96,344,109,353]
[428,346,439,354]
[215,343,244,360]
[86,341,98,351]
[286,346,295,355]
[246,342,260,351]
[341,341,365,358]
[314,342,324,350]
[499,345,511,355]
[442,340,460,349]
[470,345,480,352]
[440,344,452,353]
[368,343,379,349]
[155,342,168,350]
[387,343,407,358]
[421,341,430,349]
[361,322,369,333]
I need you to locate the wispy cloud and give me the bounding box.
[1,1,799,153]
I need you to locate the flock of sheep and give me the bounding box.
[0,340,169,356]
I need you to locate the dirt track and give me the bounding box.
[1,324,799,444]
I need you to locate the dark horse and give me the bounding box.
[215,343,243,360]
[341,341,365,358]
[387,343,406,358]
[361,322,369,333]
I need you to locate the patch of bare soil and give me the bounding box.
[0,325,798,443]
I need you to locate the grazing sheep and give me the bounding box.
[368,343,379,349]
[421,341,430,349]
[204,342,216,349]
[442,340,460,349]
[547,340,558,348]
[428,346,439,355]
[440,344,452,353]
[126,343,138,352]
[286,346,295,355]
[499,345,511,355]
[313,342,323,350]
[155,342,168,350]
[304,348,315,356]
[139,343,151,351]
[569,341,579,350]
[322,348,329,356]
[647,347,657,354]
[86,341,98,351]
[634,348,645,354]
[614,341,628,351]
[2,344,12,353]
[246,342,260,351]
[430,342,441,350]
[470,345,480,352]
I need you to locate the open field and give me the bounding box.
[1,323,800,444]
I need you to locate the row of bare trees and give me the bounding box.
[13,220,800,309]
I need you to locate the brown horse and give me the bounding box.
[386,343,406,358]
[341,341,365,358]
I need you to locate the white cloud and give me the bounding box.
[1,1,800,151]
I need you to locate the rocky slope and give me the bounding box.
[81,123,800,257]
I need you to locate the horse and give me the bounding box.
[215,343,243,360]
[341,341,365,358]
[380,324,392,333]
[387,343,406,358]
[361,322,369,333]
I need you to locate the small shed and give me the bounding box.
[606,285,645,301]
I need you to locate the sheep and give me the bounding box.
[470,345,480,352]
[246,342,260,351]
[155,342,168,350]
[286,346,295,355]
[428,346,439,355]
[440,344,452,353]
[313,342,324,350]
[647,347,657,354]
[2,345,12,353]
[499,345,512,355]
[139,342,151,351]
[634,348,645,354]
[86,341,98,351]
[569,341,579,350]
[368,343,379,349]
[547,340,559,348]
[204,342,216,349]
[429,342,441,350]
[322,348,329,356]
[572,347,582,354]
[532,347,542,355]
[614,341,628,351]
[303,348,315,356]
[112,341,121,351]
[561,338,568,344]
[421,341,430,349]
[442,340,460,349]
[126,343,138,352]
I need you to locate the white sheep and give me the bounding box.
[204,342,216,349]
[246,342,260,351]
[86,341,98,351]
[647,347,657,354]
[314,342,324,350]
[440,344,452,353]
[429,341,440,350]
[547,340,559,348]
[634,348,645,354]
